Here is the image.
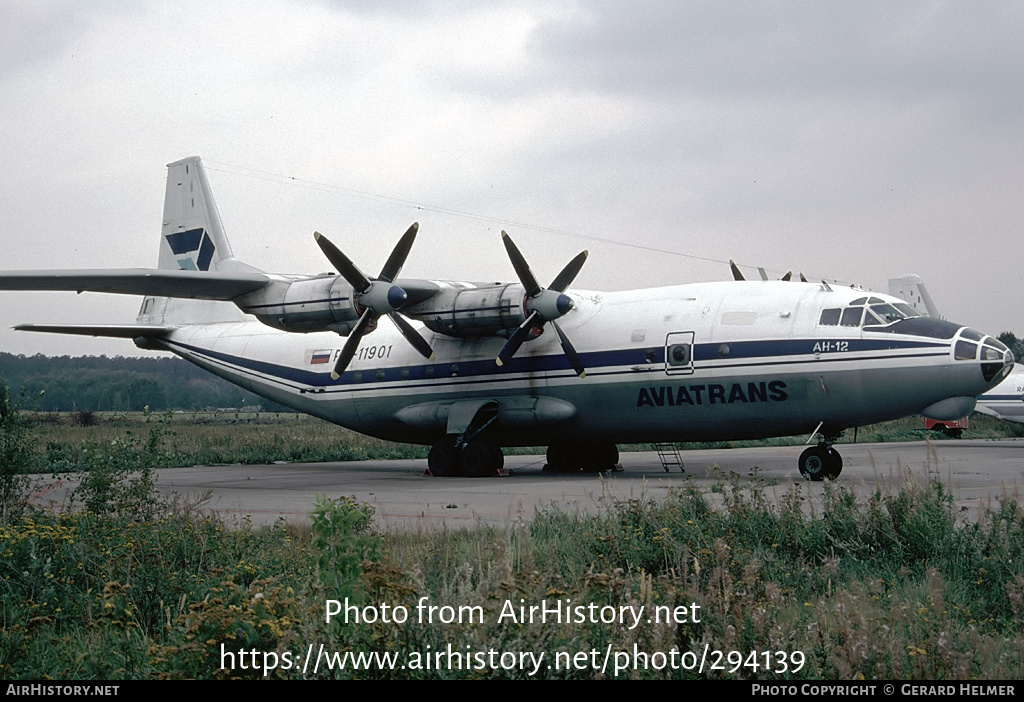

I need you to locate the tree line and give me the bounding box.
[0,353,285,412]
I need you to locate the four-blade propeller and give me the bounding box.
[315,226,590,381]
[314,223,434,379]
[495,231,588,378]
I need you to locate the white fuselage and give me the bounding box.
[153,279,1011,447]
[977,364,1024,424]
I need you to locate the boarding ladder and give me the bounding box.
[654,443,685,473]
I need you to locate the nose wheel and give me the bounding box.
[798,444,843,480]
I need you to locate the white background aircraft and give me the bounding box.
[976,366,1024,424]
[0,158,1014,479]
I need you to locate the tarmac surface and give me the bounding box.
[31,439,1024,529]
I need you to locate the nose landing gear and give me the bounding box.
[798,433,843,480]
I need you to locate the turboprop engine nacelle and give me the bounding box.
[236,277,534,340]
[404,282,530,338]
[235,276,363,334]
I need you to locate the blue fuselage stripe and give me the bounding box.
[163,337,951,395]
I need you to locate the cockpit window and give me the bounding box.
[955,340,977,360]
[961,328,983,342]
[840,307,863,327]
[819,308,841,326]
[869,304,906,324]
[863,308,884,325]
[892,303,921,318]
[819,298,920,328]
[982,345,1004,361]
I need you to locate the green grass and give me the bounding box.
[5,408,1024,679]
[5,470,1024,679]
[20,410,1024,476]
[27,411,428,472]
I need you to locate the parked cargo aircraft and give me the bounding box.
[0,158,1015,479]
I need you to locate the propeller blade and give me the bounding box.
[549,250,588,293]
[552,321,586,378]
[496,311,540,367]
[501,232,541,297]
[332,309,373,379]
[315,232,371,294]
[378,222,418,283]
[729,260,745,281]
[495,234,590,376]
[388,312,434,360]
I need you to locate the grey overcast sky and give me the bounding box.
[1,0,1022,358]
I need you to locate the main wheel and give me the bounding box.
[798,445,841,481]
[545,443,578,473]
[461,440,504,477]
[581,443,619,473]
[545,443,619,473]
[428,440,463,477]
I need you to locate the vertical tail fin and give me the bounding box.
[888,274,941,319]
[158,157,240,272]
[139,157,258,325]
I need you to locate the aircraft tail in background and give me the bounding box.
[888,274,941,319]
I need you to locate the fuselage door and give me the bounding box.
[665,331,695,375]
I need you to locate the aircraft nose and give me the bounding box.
[977,332,1014,385]
[950,327,1014,387]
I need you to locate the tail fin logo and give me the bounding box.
[166,228,215,271]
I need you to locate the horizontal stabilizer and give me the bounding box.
[0,269,269,300]
[13,324,174,338]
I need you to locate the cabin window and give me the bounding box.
[664,331,695,376]
[375,369,387,381]
[352,371,362,383]
[667,344,691,366]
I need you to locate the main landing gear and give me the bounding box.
[798,439,843,481]
[544,443,621,474]
[425,440,623,476]
[427,437,505,477]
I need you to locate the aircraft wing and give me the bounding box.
[13,324,175,338]
[0,269,270,300]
